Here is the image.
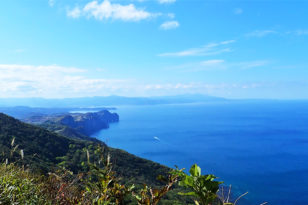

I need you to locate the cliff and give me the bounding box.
[57,110,119,136]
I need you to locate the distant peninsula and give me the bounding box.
[24,110,119,136]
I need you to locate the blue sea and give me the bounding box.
[92,100,308,204]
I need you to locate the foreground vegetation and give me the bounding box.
[1,139,251,205]
[1,160,238,205]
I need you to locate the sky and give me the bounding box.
[0,0,308,99]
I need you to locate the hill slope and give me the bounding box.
[0,113,170,185]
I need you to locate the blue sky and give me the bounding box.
[0,0,307,99]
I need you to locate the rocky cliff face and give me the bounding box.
[57,110,119,136]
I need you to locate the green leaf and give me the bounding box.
[194,200,200,205]
[85,186,91,193]
[189,164,201,177]
[180,175,194,187]
[178,191,198,197]
[135,195,141,201]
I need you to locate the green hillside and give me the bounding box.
[0,113,171,185]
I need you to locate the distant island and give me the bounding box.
[0,94,225,108]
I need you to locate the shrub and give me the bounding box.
[0,163,49,204]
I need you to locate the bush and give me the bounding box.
[0,164,49,204]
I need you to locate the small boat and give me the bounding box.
[153,136,160,141]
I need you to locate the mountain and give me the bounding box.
[0,95,225,108]
[0,113,170,185]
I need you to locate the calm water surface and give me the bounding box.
[93,101,308,204]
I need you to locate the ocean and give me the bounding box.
[92,100,308,204]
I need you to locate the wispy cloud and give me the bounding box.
[246,29,308,38]
[67,0,157,22]
[158,40,235,57]
[166,59,269,72]
[233,8,243,15]
[160,21,179,30]
[245,30,277,38]
[237,60,269,69]
[166,60,225,72]
[158,0,176,4]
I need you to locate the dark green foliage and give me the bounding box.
[178,164,223,205]
[108,148,171,186]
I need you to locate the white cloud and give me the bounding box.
[67,7,81,18]
[246,30,277,37]
[233,8,243,15]
[237,60,269,69]
[67,0,155,22]
[160,21,179,30]
[159,40,235,57]
[165,59,269,72]
[200,59,225,68]
[158,0,176,4]
[0,64,129,98]
[167,60,226,72]
[0,64,229,98]
[246,29,308,37]
[0,64,236,98]
[48,0,55,7]
[0,64,273,98]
